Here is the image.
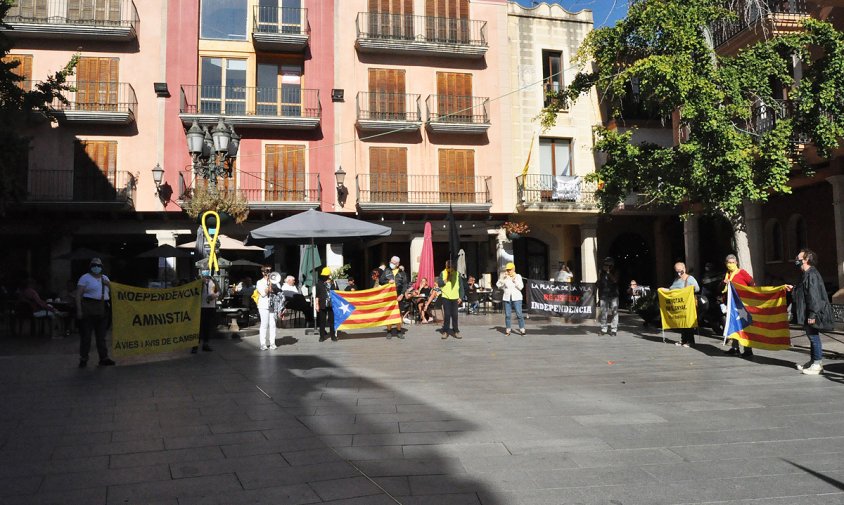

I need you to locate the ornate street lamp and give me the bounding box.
[185,119,239,186]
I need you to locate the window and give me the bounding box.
[368,68,407,120]
[74,140,117,201]
[257,61,302,117]
[764,219,784,263]
[425,0,469,43]
[542,50,563,107]
[368,0,413,39]
[76,57,119,111]
[436,72,472,123]
[539,138,571,177]
[265,144,305,201]
[200,57,247,115]
[2,54,32,91]
[257,0,303,34]
[369,147,408,202]
[200,0,247,40]
[67,0,122,23]
[438,149,475,203]
[7,0,47,19]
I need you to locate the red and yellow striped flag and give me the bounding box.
[330,284,401,331]
[729,284,791,350]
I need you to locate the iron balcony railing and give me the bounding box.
[516,174,598,206]
[26,169,136,203]
[180,85,321,119]
[356,92,421,122]
[426,95,489,124]
[253,5,307,35]
[50,81,137,116]
[711,0,808,48]
[184,171,321,204]
[356,173,491,205]
[356,12,487,47]
[750,98,812,143]
[6,0,139,30]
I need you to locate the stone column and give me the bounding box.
[154,231,177,284]
[49,235,73,294]
[495,229,513,277]
[735,202,763,280]
[326,243,343,270]
[828,175,844,302]
[579,221,598,282]
[653,217,671,288]
[683,215,700,277]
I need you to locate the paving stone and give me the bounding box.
[307,476,384,501]
[109,446,225,469]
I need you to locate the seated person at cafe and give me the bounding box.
[281,275,314,325]
[408,277,433,323]
[239,277,255,310]
[17,279,66,335]
[466,276,480,314]
[421,284,441,323]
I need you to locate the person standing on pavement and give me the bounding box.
[555,262,574,283]
[497,262,526,336]
[193,270,218,353]
[379,256,408,339]
[721,254,755,359]
[665,261,700,347]
[790,249,834,375]
[255,265,278,351]
[597,257,620,336]
[75,258,115,368]
[437,260,463,339]
[315,267,338,342]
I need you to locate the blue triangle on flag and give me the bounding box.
[723,283,752,338]
[331,291,355,331]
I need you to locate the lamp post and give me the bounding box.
[335,165,348,207]
[151,163,169,204]
[186,119,240,188]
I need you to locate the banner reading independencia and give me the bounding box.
[658,286,697,329]
[526,280,596,320]
[110,280,202,357]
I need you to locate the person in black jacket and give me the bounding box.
[597,257,620,336]
[315,267,338,342]
[790,249,833,375]
[379,255,408,339]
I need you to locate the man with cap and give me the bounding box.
[379,255,408,339]
[597,256,620,336]
[315,266,338,342]
[75,258,115,367]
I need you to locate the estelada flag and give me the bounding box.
[658,286,698,329]
[725,284,790,350]
[330,284,401,331]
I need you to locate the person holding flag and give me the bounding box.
[721,254,755,359]
[379,256,408,339]
[790,249,834,375]
[315,267,338,342]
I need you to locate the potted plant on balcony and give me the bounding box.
[502,221,530,240]
[181,183,249,224]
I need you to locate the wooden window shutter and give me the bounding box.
[3,55,33,91]
[77,57,119,110]
[265,144,280,200]
[369,147,407,202]
[74,140,118,201]
[67,0,81,20]
[266,145,305,201]
[439,149,474,203]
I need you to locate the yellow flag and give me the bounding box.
[519,135,535,178]
[658,286,698,329]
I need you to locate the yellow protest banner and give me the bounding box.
[658,286,698,329]
[110,280,202,357]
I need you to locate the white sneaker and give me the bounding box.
[269,345,277,350]
[259,345,268,351]
[801,362,823,375]
[796,360,813,371]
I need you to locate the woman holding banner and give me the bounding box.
[666,262,700,347]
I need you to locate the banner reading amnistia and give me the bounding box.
[110,280,202,357]
[526,280,596,320]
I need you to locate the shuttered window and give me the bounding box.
[368,68,406,120]
[438,149,474,203]
[436,72,472,122]
[67,0,122,23]
[74,140,117,201]
[265,145,305,201]
[369,147,407,203]
[8,0,48,19]
[368,0,413,38]
[425,0,469,42]
[76,57,119,111]
[3,54,33,91]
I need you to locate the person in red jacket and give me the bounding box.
[722,254,755,359]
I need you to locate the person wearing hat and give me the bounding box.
[315,266,338,342]
[75,258,115,367]
[497,262,525,336]
[597,256,620,336]
[379,255,408,339]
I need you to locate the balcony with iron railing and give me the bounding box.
[25,169,136,207]
[710,0,809,51]
[355,12,488,58]
[179,85,321,130]
[2,0,139,41]
[426,95,490,134]
[516,174,599,212]
[750,98,812,144]
[182,170,321,210]
[356,92,422,131]
[356,173,492,211]
[48,81,137,124]
[252,5,309,51]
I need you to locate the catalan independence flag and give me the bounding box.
[724,283,790,350]
[330,284,401,331]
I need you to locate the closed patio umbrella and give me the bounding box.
[415,222,435,290]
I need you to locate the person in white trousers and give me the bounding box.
[256,266,278,350]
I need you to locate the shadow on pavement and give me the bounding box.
[783,459,844,491]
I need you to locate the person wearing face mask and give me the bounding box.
[667,261,700,347]
[255,265,279,350]
[193,270,218,353]
[379,256,408,339]
[75,258,115,368]
[789,249,834,375]
[721,254,755,359]
[597,257,620,336]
